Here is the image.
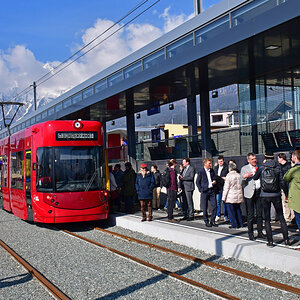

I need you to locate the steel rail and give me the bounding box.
[0,239,70,300]
[94,227,300,296]
[62,229,240,300]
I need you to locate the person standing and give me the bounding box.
[251,151,290,247]
[113,164,124,211]
[166,159,180,223]
[135,163,155,221]
[222,163,244,229]
[196,158,218,227]
[213,155,229,222]
[179,158,196,221]
[283,150,300,236]
[240,153,264,241]
[151,165,161,210]
[108,165,118,213]
[277,153,294,223]
[122,162,137,213]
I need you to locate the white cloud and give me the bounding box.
[160,7,193,33]
[0,7,192,114]
[126,23,162,51]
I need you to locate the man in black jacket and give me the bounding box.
[277,153,294,223]
[252,151,290,247]
[213,155,229,222]
[196,158,218,227]
[179,158,196,221]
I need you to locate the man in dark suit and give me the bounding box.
[213,155,229,222]
[179,157,196,221]
[196,158,218,227]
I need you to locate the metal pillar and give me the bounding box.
[199,60,212,158]
[187,96,198,137]
[248,39,258,154]
[126,90,136,162]
[33,82,37,111]
[194,0,203,15]
[102,120,107,148]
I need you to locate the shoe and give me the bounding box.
[168,219,179,223]
[215,216,220,222]
[210,222,218,227]
[266,241,274,247]
[284,239,291,246]
[224,216,229,222]
[229,225,237,229]
[181,216,188,220]
[257,233,266,239]
[205,222,212,227]
[249,234,255,241]
[186,217,194,221]
[147,217,153,222]
[141,218,146,222]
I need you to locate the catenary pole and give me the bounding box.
[194,0,203,15]
[33,81,37,110]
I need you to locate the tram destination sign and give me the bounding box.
[56,131,98,141]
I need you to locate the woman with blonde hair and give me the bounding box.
[222,163,244,228]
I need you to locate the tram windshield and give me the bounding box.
[36,146,103,192]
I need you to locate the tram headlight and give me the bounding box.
[73,120,83,129]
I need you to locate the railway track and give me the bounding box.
[93,226,300,296]
[0,239,70,300]
[62,229,240,300]
[61,226,300,299]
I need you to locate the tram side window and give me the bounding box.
[0,155,8,187]
[36,148,53,192]
[11,151,24,189]
[25,150,31,184]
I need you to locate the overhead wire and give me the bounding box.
[5,0,160,103]
[37,0,160,87]
[35,0,151,85]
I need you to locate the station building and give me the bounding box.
[1,0,300,165]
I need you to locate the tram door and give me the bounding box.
[25,150,33,221]
[0,156,3,208]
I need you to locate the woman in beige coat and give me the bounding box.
[222,163,244,228]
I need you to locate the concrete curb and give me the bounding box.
[110,214,300,275]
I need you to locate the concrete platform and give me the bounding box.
[109,211,300,275]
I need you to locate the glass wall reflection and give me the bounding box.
[239,66,300,155]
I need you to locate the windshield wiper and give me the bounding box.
[85,169,99,192]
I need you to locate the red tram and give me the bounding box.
[0,120,109,223]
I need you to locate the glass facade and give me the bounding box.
[144,49,165,70]
[95,80,107,93]
[167,34,194,59]
[124,61,142,79]
[63,98,72,109]
[108,71,123,87]
[83,87,93,99]
[72,93,82,104]
[239,66,300,155]
[55,103,63,113]
[195,16,229,44]
[232,0,277,27]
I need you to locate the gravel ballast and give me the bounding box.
[1,210,299,299]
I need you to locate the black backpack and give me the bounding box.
[161,168,171,188]
[261,166,278,193]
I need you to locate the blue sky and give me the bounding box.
[0,0,220,61]
[0,0,221,102]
